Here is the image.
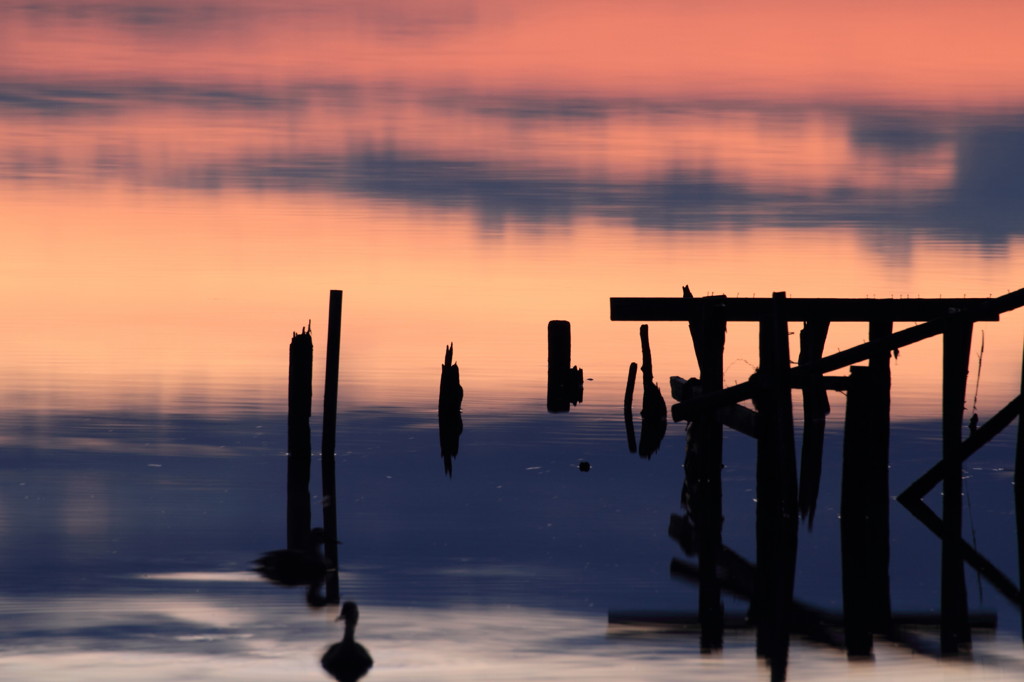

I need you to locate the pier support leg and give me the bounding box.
[1016,336,1024,643]
[942,320,973,654]
[754,292,799,679]
[691,305,726,652]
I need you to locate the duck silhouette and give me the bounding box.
[253,527,333,605]
[321,601,374,681]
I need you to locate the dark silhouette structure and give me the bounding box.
[439,343,464,477]
[547,320,584,412]
[638,324,667,458]
[320,290,344,604]
[611,285,1024,675]
[287,324,313,552]
[322,601,374,682]
[253,527,331,607]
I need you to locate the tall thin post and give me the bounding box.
[755,292,798,678]
[321,290,343,604]
[693,302,725,652]
[867,319,893,631]
[941,319,973,654]
[287,326,313,551]
[841,366,873,657]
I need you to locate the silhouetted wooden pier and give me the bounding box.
[611,286,1024,672]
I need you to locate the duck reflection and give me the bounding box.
[322,601,374,682]
[253,526,332,607]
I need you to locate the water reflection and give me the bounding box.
[254,527,332,608]
[322,602,374,682]
[4,1,1024,680]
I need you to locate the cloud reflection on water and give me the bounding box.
[3,592,1024,681]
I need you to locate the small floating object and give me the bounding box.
[578,461,591,472]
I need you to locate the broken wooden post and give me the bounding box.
[639,324,667,458]
[624,362,638,453]
[941,319,973,654]
[320,291,343,604]
[439,343,464,477]
[797,320,830,527]
[287,324,313,552]
[547,320,583,412]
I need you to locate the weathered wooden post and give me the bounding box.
[941,319,973,654]
[840,365,874,657]
[439,343,464,477]
[866,319,893,631]
[691,299,726,652]
[321,290,343,605]
[754,292,799,677]
[287,325,313,551]
[797,320,829,527]
[638,324,667,457]
[547,320,582,412]
[624,362,638,453]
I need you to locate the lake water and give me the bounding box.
[3,2,1024,680]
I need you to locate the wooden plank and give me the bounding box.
[611,296,1005,322]
[669,286,1024,415]
[898,393,1023,502]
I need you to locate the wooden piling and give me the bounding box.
[287,326,313,552]
[866,319,893,631]
[547,320,580,412]
[638,324,667,457]
[691,301,726,652]
[754,292,799,671]
[797,320,830,527]
[941,320,973,654]
[624,362,638,453]
[320,290,342,604]
[841,366,874,657]
[1016,335,1024,643]
[439,343,464,477]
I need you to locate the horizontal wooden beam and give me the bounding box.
[668,287,1024,413]
[611,296,1004,322]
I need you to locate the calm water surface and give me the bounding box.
[3,2,1024,680]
